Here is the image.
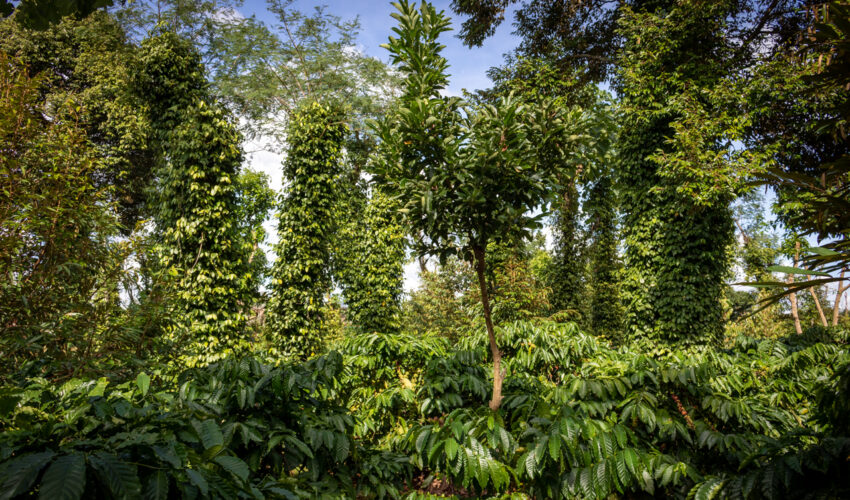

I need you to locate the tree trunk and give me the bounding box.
[810,288,828,327]
[473,246,503,411]
[833,269,849,326]
[789,282,802,334]
[790,242,802,334]
[799,243,829,326]
[417,231,428,274]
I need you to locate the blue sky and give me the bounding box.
[237,0,521,96]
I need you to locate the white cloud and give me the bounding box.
[211,7,245,23]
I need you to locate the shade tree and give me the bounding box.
[0,52,125,374]
[117,0,399,147]
[336,186,406,335]
[266,101,347,359]
[0,12,157,232]
[450,0,815,348]
[137,31,253,365]
[373,0,587,410]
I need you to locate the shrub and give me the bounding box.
[0,353,412,499]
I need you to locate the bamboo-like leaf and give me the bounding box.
[805,246,840,256]
[766,265,831,277]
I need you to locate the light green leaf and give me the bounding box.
[805,246,839,256]
[548,433,561,461]
[136,373,151,396]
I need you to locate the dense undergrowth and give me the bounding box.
[1,321,847,499]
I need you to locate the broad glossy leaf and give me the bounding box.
[39,453,85,500]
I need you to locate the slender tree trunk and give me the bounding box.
[789,280,802,334]
[797,244,829,327]
[833,269,849,326]
[417,231,428,274]
[790,242,802,334]
[473,245,503,411]
[810,287,828,327]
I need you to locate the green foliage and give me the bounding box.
[548,182,585,320]
[584,174,623,337]
[733,193,782,283]
[403,241,551,340]
[617,2,735,348]
[337,188,406,334]
[234,169,276,307]
[0,13,156,232]
[487,242,552,325]
[374,1,581,261]
[451,0,617,86]
[337,330,449,443]
[3,314,848,499]
[484,55,601,110]
[137,31,253,365]
[750,2,850,298]
[0,52,133,377]
[813,341,850,432]
[119,0,399,146]
[383,0,450,102]
[407,407,515,492]
[267,101,347,359]
[375,0,590,410]
[4,4,850,500]
[547,94,617,327]
[403,257,478,340]
[403,321,850,499]
[0,353,413,499]
[5,0,113,30]
[457,321,600,385]
[374,87,573,261]
[417,349,490,418]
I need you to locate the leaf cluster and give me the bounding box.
[401,321,850,498]
[0,353,413,499]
